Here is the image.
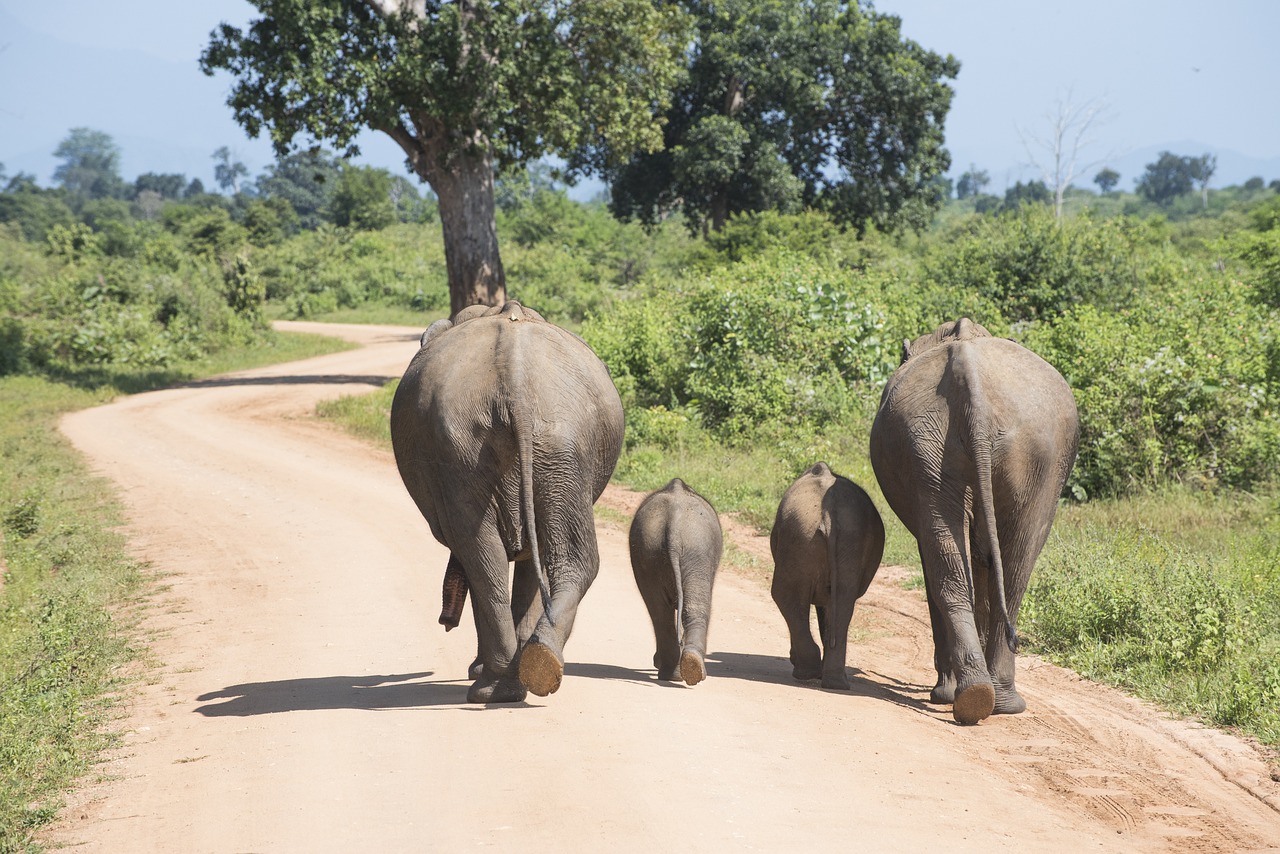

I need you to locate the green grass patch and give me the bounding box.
[315,379,397,446]
[0,327,352,851]
[1025,488,1280,747]
[263,302,442,328]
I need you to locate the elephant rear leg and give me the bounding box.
[922,576,956,705]
[520,514,601,697]
[453,539,525,704]
[984,539,1043,716]
[820,589,858,692]
[629,560,680,681]
[677,559,716,686]
[773,572,821,681]
[922,534,994,725]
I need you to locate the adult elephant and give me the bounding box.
[390,301,624,704]
[869,318,1078,725]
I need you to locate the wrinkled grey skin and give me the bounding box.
[869,318,1078,724]
[390,301,624,704]
[770,462,885,691]
[628,479,723,686]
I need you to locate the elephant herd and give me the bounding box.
[390,302,1079,725]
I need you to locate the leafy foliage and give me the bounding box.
[924,206,1150,322]
[606,0,959,236]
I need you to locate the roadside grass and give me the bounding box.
[264,302,440,328]
[0,329,352,851]
[319,383,1280,753]
[1027,489,1280,748]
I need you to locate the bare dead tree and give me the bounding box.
[1018,91,1111,220]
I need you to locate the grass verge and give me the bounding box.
[0,329,352,851]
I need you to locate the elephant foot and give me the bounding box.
[952,682,995,725]
[467,674,526,704]
[993,687,1027,715]
[656,666,680,682]
[791,657,822,681]
[930,674,957,705]
[679,650,706,686]
[519,640,563,697]
[821,669,851,691]
[467,656,484,681]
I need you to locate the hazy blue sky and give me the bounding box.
[2,0,1278,192]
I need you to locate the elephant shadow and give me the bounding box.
[563,661,708,689]
[705,651,938,713]
[194,672,486,716]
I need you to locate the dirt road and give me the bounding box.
[51,322,1280,852]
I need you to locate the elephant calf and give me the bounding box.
[770,462,885,691]
[629,479,723,685]
[869,318,1078,725]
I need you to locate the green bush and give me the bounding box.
[0,220,264,379]
[1022,278,1280,497]
[585,253,913,439]
[925,207,1153,321]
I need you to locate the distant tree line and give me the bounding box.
[0,127,437,245]
[945,151,1278,216]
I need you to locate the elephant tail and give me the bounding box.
[957,345,1017,653]
[670,546,686,648]
[508,321,554,626]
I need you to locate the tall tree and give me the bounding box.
[135,172,189,200]
[330,165,398,230]
[955,165,990,200]
[1093,167,1119,194]
[606,0,958,236]
[202,0,687,317]
[1019,92,1109,220]
[52,128,126,206]
[255,149,344,230]
[1188,153,1217,209]
[213,146,250,195]
[1136,151,1195,207]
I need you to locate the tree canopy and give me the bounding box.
[1136,151,1204,207]
[605,0,959,235]
[52,127,127,206]
[202,0,688,315]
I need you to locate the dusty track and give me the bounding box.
[50,321,1280,852]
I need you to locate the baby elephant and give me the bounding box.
[629,479,723,685]
[771,462,885,690]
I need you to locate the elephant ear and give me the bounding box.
[420,318,454,349]
[900,338,912,364]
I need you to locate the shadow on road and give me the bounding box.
[564,661,681,687]
[194,672,469,715]
[178,373,396,390]
[706,650,938,713]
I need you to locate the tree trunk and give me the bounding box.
[430,149,506,317]
[383,120,507,318]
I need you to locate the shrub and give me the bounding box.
[1022,277,1280,497]
[925,207,1149,321]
